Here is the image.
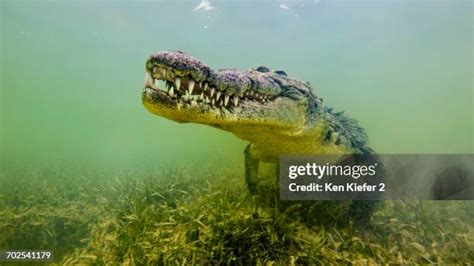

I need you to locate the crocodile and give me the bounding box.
[142,51,378,219]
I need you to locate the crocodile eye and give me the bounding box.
[274,70,287,76]
[256,66,270,73]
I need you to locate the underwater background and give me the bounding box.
[1,0,472,168]
[1,0,473,264]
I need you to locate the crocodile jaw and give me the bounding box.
[142,85,307,139]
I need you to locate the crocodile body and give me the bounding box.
[142,51,373,195]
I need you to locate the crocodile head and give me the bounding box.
[142,51,324,144]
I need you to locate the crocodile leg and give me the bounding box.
[244,144,259,195]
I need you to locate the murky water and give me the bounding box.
[0,1,472,263]
[1,1,472,169]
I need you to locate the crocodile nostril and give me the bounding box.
[255,66,270,73]
[274,70,287,76]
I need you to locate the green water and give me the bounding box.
[0,2,473,263]
[1,1,472,169]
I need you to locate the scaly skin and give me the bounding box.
[142,51,373,194]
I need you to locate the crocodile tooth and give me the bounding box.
[211,98,215,105]
[210,87,215,97]
[144,73,153,88]
[188,80,195,94]
[169,87,174,97]
[199,81,203,88]
[161,68,166,77]
[200,92,204,99]
[233,96,239,106]
[216,91,221,100]
[191,100,197,107]
[175,77,181,90]
[224,95,230,106]
[204,83,208,91]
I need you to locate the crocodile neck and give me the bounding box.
[234,110,363,163]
